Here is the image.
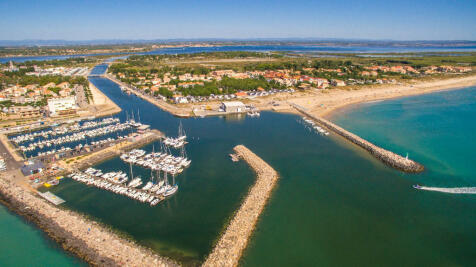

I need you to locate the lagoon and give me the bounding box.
[2,44,476,63]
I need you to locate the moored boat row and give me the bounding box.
[69,167,179,206]
[10,117,120,144]
[18,122,133,152]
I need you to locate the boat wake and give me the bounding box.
[413,185,476,194]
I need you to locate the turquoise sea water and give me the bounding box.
[0,205,85,266]
[330,87,476,187]
[241,86,476,266]
[1,63,476,266]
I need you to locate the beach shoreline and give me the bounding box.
[282,74,476,119]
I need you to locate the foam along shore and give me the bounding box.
[292,103,424,173]
[104,74,191,117]
[203,145,278,267]
[0,177,178,266]
[414,185,476,194]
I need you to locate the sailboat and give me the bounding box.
[177,121,186,141]
[179,143,191,167]
[163,170,178,197]
[127,161,142,188]
[141,168,154,190]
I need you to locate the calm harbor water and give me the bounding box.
[1,63,476,266]
[2,44,476,63]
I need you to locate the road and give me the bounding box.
[0,138,22,172]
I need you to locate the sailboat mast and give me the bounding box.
[129,161,133,179]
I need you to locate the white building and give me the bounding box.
[220,101,246,113]
[47,96,78,116]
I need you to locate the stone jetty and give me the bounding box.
[291,103,424,173]
[203,145,279,267]
[0,177,178,267]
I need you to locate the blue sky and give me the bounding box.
[1,0,475,40]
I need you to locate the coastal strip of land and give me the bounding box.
[203,145,278,267]
[104,74,191,117]
[291,103,424,173]
[0,176,178,267]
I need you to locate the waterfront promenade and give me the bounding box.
[203,145,278,267]
[291,103,424,173]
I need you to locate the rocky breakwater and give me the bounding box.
[292,104,424,173]
[0,177,177,267]
[203,145,279,267]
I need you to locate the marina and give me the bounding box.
[8,117,147,159]
[69,167,168,206]
[9,117,121,144]
[60,123,191,206]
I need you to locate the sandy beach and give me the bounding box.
[275,74,476,118]
[109,73,476,121]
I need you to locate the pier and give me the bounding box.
[291,103,424,173]
[37,191,65,205]
[203,145,278,267]
[64,129,164,171]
